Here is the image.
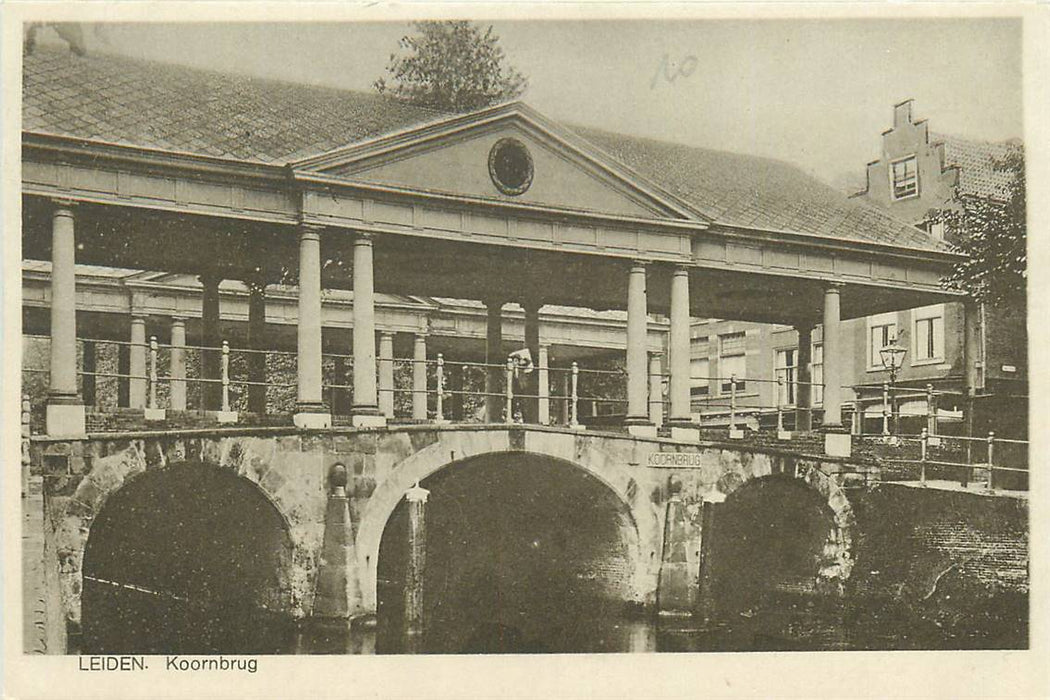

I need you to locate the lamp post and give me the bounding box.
[879,335,907,438]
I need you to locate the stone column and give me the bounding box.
[169,317,187,411]
[668,265,692,427]
[351,232,384,426]
[625,262,654,435]
[561,367,572,425]
[484,299,504,422]
[538,345,550,424]
[199,272,223,411]
[128,314,148,409]
[412,333,428,421]
[378,332,395,418]
[246,276,268,415]
[795,322,814,431]
[404,483,430,642]
[293,225,330,428]
[822,285,850,456]
[822,285,843,428]
[649,353,664,428]
[522,300,542,423]
[46,202,85,436]
[81,340,96,408]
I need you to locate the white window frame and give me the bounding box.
[812,343,824,406]
[867,313,899,371]
[718,332,747,395]
[890,154,919,200]
[911,304,945,365]
[774,348,796,406]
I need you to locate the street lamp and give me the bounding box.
[879,335,907,437]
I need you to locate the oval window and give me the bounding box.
[488,138,534,196]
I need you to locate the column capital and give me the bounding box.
[298,223,323,241]
[51,199,77,216]
[379,330,396,339]
[672,264,690,276]
[824,282,844,293]
[353,230,375,244]
[413,331,429,341]
[630,259,649,271]
[170,315,188,327]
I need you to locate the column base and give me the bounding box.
[294,411,332,429]
[214,410,239,424]
[45,402,85,438]
[823,429,852,458]
[626,423,658,438]
[667,420,700,442]
[350,411,387,428]
[144,408,167,422]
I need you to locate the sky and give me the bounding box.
[46,18,1023,187]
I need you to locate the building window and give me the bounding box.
[719,332,746,393]
[690,358,710,396]
[775,348,796,406]
[891,155,919,200]
[913,306,945,363]
[812,343,824,406]
[869,321,897,369]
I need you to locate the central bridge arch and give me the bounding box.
[355,430,663,615]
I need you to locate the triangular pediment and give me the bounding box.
[292,103,705,221]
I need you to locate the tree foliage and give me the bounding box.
[374,21,527,112]
[937,147,1026,309]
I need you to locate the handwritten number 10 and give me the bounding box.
[651,53,699,89]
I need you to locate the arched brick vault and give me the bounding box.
[54,438,315,626]
[717,469,856,589]
[355,430,665,612]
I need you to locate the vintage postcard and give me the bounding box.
[2,2,1047,698]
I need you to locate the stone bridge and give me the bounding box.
[32,423,866,651]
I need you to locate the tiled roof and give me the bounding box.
[24,46,944,253]
[23,47,442,163]
[570,126,942,250]
[932,132,1021,201]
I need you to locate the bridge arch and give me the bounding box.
[79,458,297,653]
[54,439,312,635]
[712,461,855,593]
[356,430,662,613]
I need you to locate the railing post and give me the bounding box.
[729,376,738,435]
[776,375,784,433]
[570,362,580,428]
[435,354,446,423]
[920,427,928,486]
[926,384,938,437]
[221,340,231,413]
[987,431,996,490]
[505,357,515,424]
[148,336,159,410]
[882,381,890,437]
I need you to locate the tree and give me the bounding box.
[374,21,527,112]
[937,147,1026,309]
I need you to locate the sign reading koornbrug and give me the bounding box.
[646,452,705,468]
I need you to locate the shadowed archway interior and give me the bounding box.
[376,453,644,654]
[80,462,295,654]
[709,475,836,614]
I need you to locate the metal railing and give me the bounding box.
[875,429,1028,491]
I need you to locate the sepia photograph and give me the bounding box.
[4,4,1045,697]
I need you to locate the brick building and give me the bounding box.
[689,101,1026,439]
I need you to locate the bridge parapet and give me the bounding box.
[29,422,868,645]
